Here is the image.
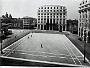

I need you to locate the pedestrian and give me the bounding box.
[41,44,43,48]
[31,35,32,37]
[15,36,16,38]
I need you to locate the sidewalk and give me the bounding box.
[63,31,90,62]
[0,29,31,52]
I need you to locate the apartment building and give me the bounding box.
[37,5,67,31]
[78,0,90,42]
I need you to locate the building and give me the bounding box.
[78,0,90,43]
[2,12,23,29]
[67,19,78,34]
[37,5,67,31]
[22,16,36,29]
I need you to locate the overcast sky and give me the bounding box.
[1,0,82,19]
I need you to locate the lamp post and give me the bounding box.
[84,37,86,63]
[83,28,87,63]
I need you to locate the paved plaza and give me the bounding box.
[1,32,90,66]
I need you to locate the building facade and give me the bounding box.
[78,0,90,43]
[22,16,34,29]
[37,5,67,31]
[67,19,78,34]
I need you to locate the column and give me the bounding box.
[80,28,82,37]
[65,19,67,31]
[52,19,53,30]
[86,30,88,43]
[62,18,63,31]
[83,28,85,40]
[37,18,38,29]
[49,14,50,30]
[43,25,44,30]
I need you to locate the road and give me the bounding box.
[2,32,90,66]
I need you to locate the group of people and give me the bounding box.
[28,32,33,38]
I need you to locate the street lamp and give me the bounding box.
[83,27,87,63]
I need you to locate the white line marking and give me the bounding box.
[0,56,83,67]
[15,49,71,57]
[3,33,30,51]
[65,35,90,64]
[64,36,82,65]
[15,51,78,60]
[4,39,27,57]
[63,39,76,65]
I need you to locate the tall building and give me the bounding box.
[78,0,90,43]
[37,5,67,31]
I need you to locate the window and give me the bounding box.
[48,7,49,9]
[41,10,43,12]
[50,10,52,12]
[61,7,62,9]
[38,16,40,18]
[54,7,55,9]
[38,10,40,12]
[47,13,49,15]
[60,13,62,15]
[38,20,40,23]
[47,16,49,18]
[41,7,43,9]
[60,10,62,12]
[63,13,65,15]
[57,10,59,12]
[45,7,46,9]
[44,13,46,15]
[41,16,43,18]
[38,18,40,20]
[38,13,40,15]
[41,13,43,15]
[57,7,58,9]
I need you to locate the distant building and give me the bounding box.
[78,0,90,42]
[2,12,23,29]
[67,19,78,34]
[37,5,67,31]
[22,16,35,29]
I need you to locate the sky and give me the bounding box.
[1,0,83,19]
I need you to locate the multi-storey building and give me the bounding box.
[78,0,90,43]
[22,16,34,29]
[37,5,67,31]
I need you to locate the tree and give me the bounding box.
[9,14,12,19]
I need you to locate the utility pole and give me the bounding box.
[84,39,86,63]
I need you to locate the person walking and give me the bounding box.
[31,35,32,37]
[41,44,43,48]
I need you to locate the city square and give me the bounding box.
[1,30,90,66]
[0,0,90,67]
